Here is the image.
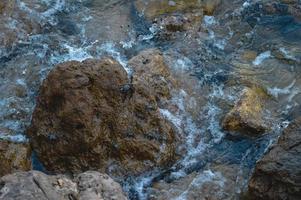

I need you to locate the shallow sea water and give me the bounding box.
[0,0,301,199]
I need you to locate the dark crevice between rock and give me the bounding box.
[0,181,5,195]
[32,177,50,200]
[31,151,48,173]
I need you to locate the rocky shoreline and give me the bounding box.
[1,0,301,200]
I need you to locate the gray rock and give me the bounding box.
[0,171,127,200]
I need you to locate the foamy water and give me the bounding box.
[1,1,300,200]
[252,51,272,66]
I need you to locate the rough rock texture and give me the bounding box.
[0,0,41,57]
[0,0,14,15]
[0,170,127,200]
[152,12,203,41]
[222,87,271,136]
[135,0,221,20]
[27,56,177,176]
[247,118,301,200]
[149,164,243,200]
[0,140,31,177]
[128,49,176,102]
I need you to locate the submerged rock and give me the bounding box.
[0,140,31,177]
[149,164,243,200]
[247,117,301,199]
[27,57,177,176]
[222,87,271,136]
[0,170,127,200]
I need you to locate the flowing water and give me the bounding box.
[1,0,301,199]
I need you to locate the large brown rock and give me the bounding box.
[0,140,31,177]
[0,170,127,200]
[247,118,301,200]
[27,57,177,176]
[222,87,271,136]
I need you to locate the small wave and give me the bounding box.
[252,51,272,66]
[268,80,300,102]
[97,42,130,73]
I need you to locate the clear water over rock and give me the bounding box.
[0,0,301,199]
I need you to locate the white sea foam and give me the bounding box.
[174,58,194,72]
[206,104,224,143]
[160,109,182,129]
[267,80,300,101]
[50,43,93,64]
[120,39,135,49]
[98,42,130,73]
[63,44,93,62]
[253,51,272,66]
[0,133,28,143]
[214,39,227,50]
[279,47,298,61]
[42,0,65,19]
[139,23,160,41]
[203,16,217,27]
[19,0,65,25]
[243,1,251,8]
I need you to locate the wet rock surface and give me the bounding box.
[134,0,221,20]
[0,140,31,177]
[1,0,301,199]
[222,87,272,136]
[27,56,177,176]
[149,164,244,200]
[247,117,301,200]
[0,170,127,200]
[128,49,176,102]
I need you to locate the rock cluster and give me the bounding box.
[0,171,127,200]
[27,52,177,176]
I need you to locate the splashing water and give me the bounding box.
[1,1,300,200]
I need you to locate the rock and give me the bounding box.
[152,12,203,41]
[0,0,14,15]
[201,0,222,15]
[0,2,5,15]
[0,140,31,177]
[158,15,187,32]
[128,49,176,102]
[149,164,243,200]
[0,0,42,58]
[247,118,301,200]
[241,50,258,62]
[0,170,127,200]
[134,0,221,20]
[222,86,271,136]
[27,57,177,176]
[84,1,133,44]
[76,171,127,200]
[134,0,202,20]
